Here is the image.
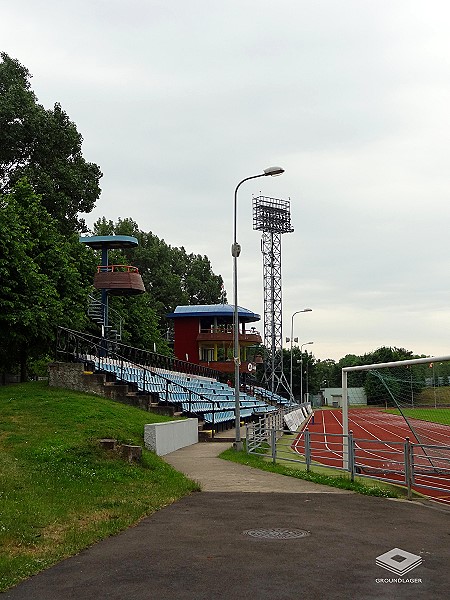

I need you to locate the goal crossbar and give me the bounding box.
[341,354,450,468]
[342,354,450,373]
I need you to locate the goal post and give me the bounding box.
[341,354,450,469]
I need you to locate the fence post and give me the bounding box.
[305,428,311,472]
[271,428,277,464]
[404,437,412,501]
[348,430,355,481]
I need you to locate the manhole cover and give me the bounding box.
[242,528,311,540]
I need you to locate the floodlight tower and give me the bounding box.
[252,196,294,394]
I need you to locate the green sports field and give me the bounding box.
[385,407,450,426]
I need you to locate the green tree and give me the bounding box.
[92,217,225,325]
[0,53,102,233]
[106,295,172,355]
[314,358,339,389]
[0,180,94,380]
[361,347,423,405]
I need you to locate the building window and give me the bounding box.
[200,348,214,362]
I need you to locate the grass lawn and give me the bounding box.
[385,407,450,425]
[0,381,199,592]
[220,433,410,500]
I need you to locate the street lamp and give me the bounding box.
[232,166,285,450]
[288,309,312,403]
[300,341,314,404]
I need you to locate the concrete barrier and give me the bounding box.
[144,419,198,456]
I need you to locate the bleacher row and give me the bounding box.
[95,361,283,427]
[254,386,290,406]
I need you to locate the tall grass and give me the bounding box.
[0,382,199,591]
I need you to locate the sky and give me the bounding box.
[2,0,450,362]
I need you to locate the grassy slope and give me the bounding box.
[0,382,199,592]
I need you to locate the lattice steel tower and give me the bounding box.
[252,196,294,393]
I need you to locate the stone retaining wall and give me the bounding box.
[48,362,167,413]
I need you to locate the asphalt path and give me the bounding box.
[3,438,450,600]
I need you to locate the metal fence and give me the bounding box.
[56,326,228,382]
[246,424,450,501]
[55,327,232,430]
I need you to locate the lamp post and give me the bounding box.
[300,341,314,404]
[233,166,285,450]
[289,309,312,403]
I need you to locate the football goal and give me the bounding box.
[341,354,450,469]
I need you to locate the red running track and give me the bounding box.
[291,408,450,505]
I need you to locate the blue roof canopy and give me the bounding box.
[79,235,139,249]
[167,304,260,323]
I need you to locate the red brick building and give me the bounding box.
[167,304,262,375]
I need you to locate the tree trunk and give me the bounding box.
[19,345,27,382]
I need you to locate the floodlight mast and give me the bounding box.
[252,195,294,395]
[232,166,285,451]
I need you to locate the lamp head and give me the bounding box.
[263,166,285,177]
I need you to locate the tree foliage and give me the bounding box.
[0,55,227,377]
[92,217,226,327]
[0,53,102,233]
[277,345,426,402]
[0,180,94,379]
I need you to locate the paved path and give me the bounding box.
[4,436,450,600]
[164,439,351,493]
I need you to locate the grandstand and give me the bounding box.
[56,327,293,436]
[98,361,279,431]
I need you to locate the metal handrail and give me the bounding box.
[55,327,235,431]
[96,264,140,273]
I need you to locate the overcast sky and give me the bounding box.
[2,0,450,361]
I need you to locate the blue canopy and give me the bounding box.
[167,304,260,323]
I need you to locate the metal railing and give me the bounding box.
[246,423,450,501]
[56,326,227,382]
[246,407,299,454]
[55,327,283,434]
[55,327,233,431]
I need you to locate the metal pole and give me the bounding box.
[299,341,313,403]
[289,314,294,402]
[306,354,309,401]
[232,168,285,450]
[305,428,311,472]
[348,430,355,481]
[290,310,312,403]
[300,355,303,404]
[233,173,268,451]
[342,369,349,469]
[271,428,277,464]
[404,437,412,500]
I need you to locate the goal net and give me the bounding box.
[342,355,450,474]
